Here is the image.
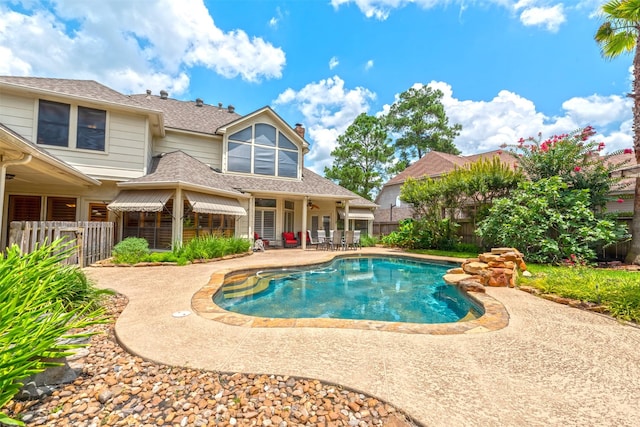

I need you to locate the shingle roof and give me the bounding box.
[119,151,373,202]
[0,76,144,108]
[385,149,516,187]
[120,151,243,196]
[129,94,241,135]
[222,168,366,200]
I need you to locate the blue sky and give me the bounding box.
[0,0,632,173]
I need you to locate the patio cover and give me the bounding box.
[108,189,173,212]
[185,192,247,216]
[337,208,375,221]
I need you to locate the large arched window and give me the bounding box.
[227,123,299,177]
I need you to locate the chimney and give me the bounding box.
[195,98,203,107]
[160,90,168,99]
[227,105,235,113]
[294,123,305,139]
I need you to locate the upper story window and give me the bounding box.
[227,123,299,178]
[37,100,107,152]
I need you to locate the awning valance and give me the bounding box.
[185,192,247,216]
[107,189,173,212]
[338,208,375,221]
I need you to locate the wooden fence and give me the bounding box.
[9,221,114,267]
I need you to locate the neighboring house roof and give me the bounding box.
[118,150,245,198]
[604,151,636,194]
[129,93,241,135]
[384,149,516,188]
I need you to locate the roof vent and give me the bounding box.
[227,105,235,113]
[195,98,203,107]
[218,102,223,110]
[145,89,152,97]
[160,90,168,100]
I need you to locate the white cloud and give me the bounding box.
[0,0,286,95]
[269,17,279,28]
[365,59,374,71]
[329,56,340,70]
[331,0,570,32]
[416,81,631,155]
[273,76,376,173]
[518,4,566,32]
[269,7,285,29]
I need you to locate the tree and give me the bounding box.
[595,0,640,264]
[324,113,394,201]
[507,126,630,213]
[384,85,461,172]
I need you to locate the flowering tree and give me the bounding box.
[506,126,630,213]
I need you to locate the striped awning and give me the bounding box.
[107,189,173,212]
[185,192,247,216]
[337,208,375,221]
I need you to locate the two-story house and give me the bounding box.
[0,76,376,250]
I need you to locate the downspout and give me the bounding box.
[0,154,33,248]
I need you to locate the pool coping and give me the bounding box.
[191,252,510,335]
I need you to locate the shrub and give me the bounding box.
[360,234,379,247]
[0,241,107,426]
[382,218,459,250]
[477,177,627,264]
[112,237,150,264]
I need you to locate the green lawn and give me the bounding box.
[519,264,640,323]
[408,249,478,259]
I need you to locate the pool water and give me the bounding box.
[213,256,484,324]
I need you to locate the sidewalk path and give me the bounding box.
[85,248,640,426]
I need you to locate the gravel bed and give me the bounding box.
[5,295,417,427]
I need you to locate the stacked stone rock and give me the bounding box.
[443,248,527,292]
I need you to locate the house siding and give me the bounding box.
[0,92,36,141]
[43,111,148,179]
[153,131,222,169]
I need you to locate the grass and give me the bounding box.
[519,264,640,323]
[407,248,478,259]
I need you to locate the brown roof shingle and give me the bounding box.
[129,94,241,135]
[0,76,145,108]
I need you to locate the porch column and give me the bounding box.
[249,195,255,242]
[174,187,183,248]
[343,201,349,232]
[302,196,308,250]
[0,154,32,249]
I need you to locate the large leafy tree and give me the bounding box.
[384,85,461,172]
[596,0,640,264]
[324,113,394,201]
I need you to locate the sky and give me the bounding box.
[0,0,633,174]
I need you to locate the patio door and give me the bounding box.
[310,215,331,238]
[255,209,275,240]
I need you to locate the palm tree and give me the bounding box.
[595,0,640,265]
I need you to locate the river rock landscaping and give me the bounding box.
[4,294,416,427]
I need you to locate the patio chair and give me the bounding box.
[254,232,269,248]
[353,230,361,250]
[313,230,327,250]
[282,232,298,248]
[328,230,342,251]
[344,230,355,250]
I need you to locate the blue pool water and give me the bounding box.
[213,256,483,324]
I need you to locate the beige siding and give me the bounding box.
[44,112,148,178]
[153,131,222,168]
[0,93,35,140]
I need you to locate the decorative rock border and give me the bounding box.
[443,247,529,293]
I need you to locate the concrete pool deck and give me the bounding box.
[85,247,640,426]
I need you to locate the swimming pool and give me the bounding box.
[213,256,484,324]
